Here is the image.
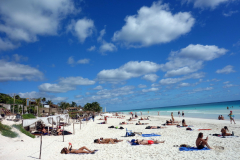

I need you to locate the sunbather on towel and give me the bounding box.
[140,117,149,120]
[196,132,213,149]
[130,139,165,145]
[146,126,166,129]
[61,143,95,154]
[94,138,123,144]
[136,121,149,125]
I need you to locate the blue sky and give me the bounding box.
[0,0,240,111]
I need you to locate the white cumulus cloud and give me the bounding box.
[142,74,159,82]
[216,65,235,74]
[77,59,90,64]
[112,1,195,47]
[138,84,147,88]
[161,44,227,77]
[97,61,160,83]
[87,46,96,51]
[183,0,229,9]
[142,88,159,92]
[38,76,95,93]
[0,0,76,51]
[99,41,117,53]
[94,85,103,90]
[0,60,43,82]
[67,18,94,43]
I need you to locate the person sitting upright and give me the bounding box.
[218,115,221,120]
[61,143,95,154]
[196,132,213,149]
[220,115,224,120]
[221,126,233,136]
[182,119,188,127]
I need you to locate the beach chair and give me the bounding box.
[126,128,133,137]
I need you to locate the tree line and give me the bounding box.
[0,93,102,112]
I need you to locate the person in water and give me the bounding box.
[196,133,213,149]
[61,143,96,154]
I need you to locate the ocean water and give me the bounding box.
[118,100,240,120]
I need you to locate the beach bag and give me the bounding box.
[145,126,151,129]
[186,127,192,130]
[108,126,114,128]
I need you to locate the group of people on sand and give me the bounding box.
[218,115,224,120]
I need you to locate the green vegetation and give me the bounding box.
[22,114,36,119]
[83,102,102,112]
[13,124,35,138]
[0,122,18,138]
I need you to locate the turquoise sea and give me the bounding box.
[117,100,240,120]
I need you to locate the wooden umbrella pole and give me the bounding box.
[39,134,42,159]
[63,121,64,142]
[73,123,75,135]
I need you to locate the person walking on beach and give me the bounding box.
[92,114,95,122]
[228,111,236,124]
[196,133,213,149]
[182,111,184,117]
[178,111,180,117]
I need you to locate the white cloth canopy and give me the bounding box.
[101,113,112,116]
[22,114,69,127]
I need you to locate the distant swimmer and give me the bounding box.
[227,106,229,110]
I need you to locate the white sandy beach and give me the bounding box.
[0,115,240,160]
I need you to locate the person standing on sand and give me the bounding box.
[158,111,159,116]
[92,114,95,122]
[178,111,180,117]
[228,111,236,124]
[104,116,107,124]
[182,111,184,117]
[196,132,213,149]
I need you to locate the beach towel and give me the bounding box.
[221,136,239,138]
[179,147,210,151]
[198,129,211,131]
[142,133,161,137]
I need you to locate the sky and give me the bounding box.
[0,0,240,111]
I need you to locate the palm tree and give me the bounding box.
[71,101,77,107]
[35,98,41,115]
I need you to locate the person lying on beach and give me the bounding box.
[196,132,213,149]
[119,122,133,125]
[182,119,188,127]
[98,118,104,120]
[139,117,149,120]
[166,120,178,125]
[129,139,165,145]
[94,138,123,144]
[61,143,96,154]
[145,126,167,129]
[136,121,149,125]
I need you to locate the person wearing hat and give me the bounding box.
[228,111,236,124]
